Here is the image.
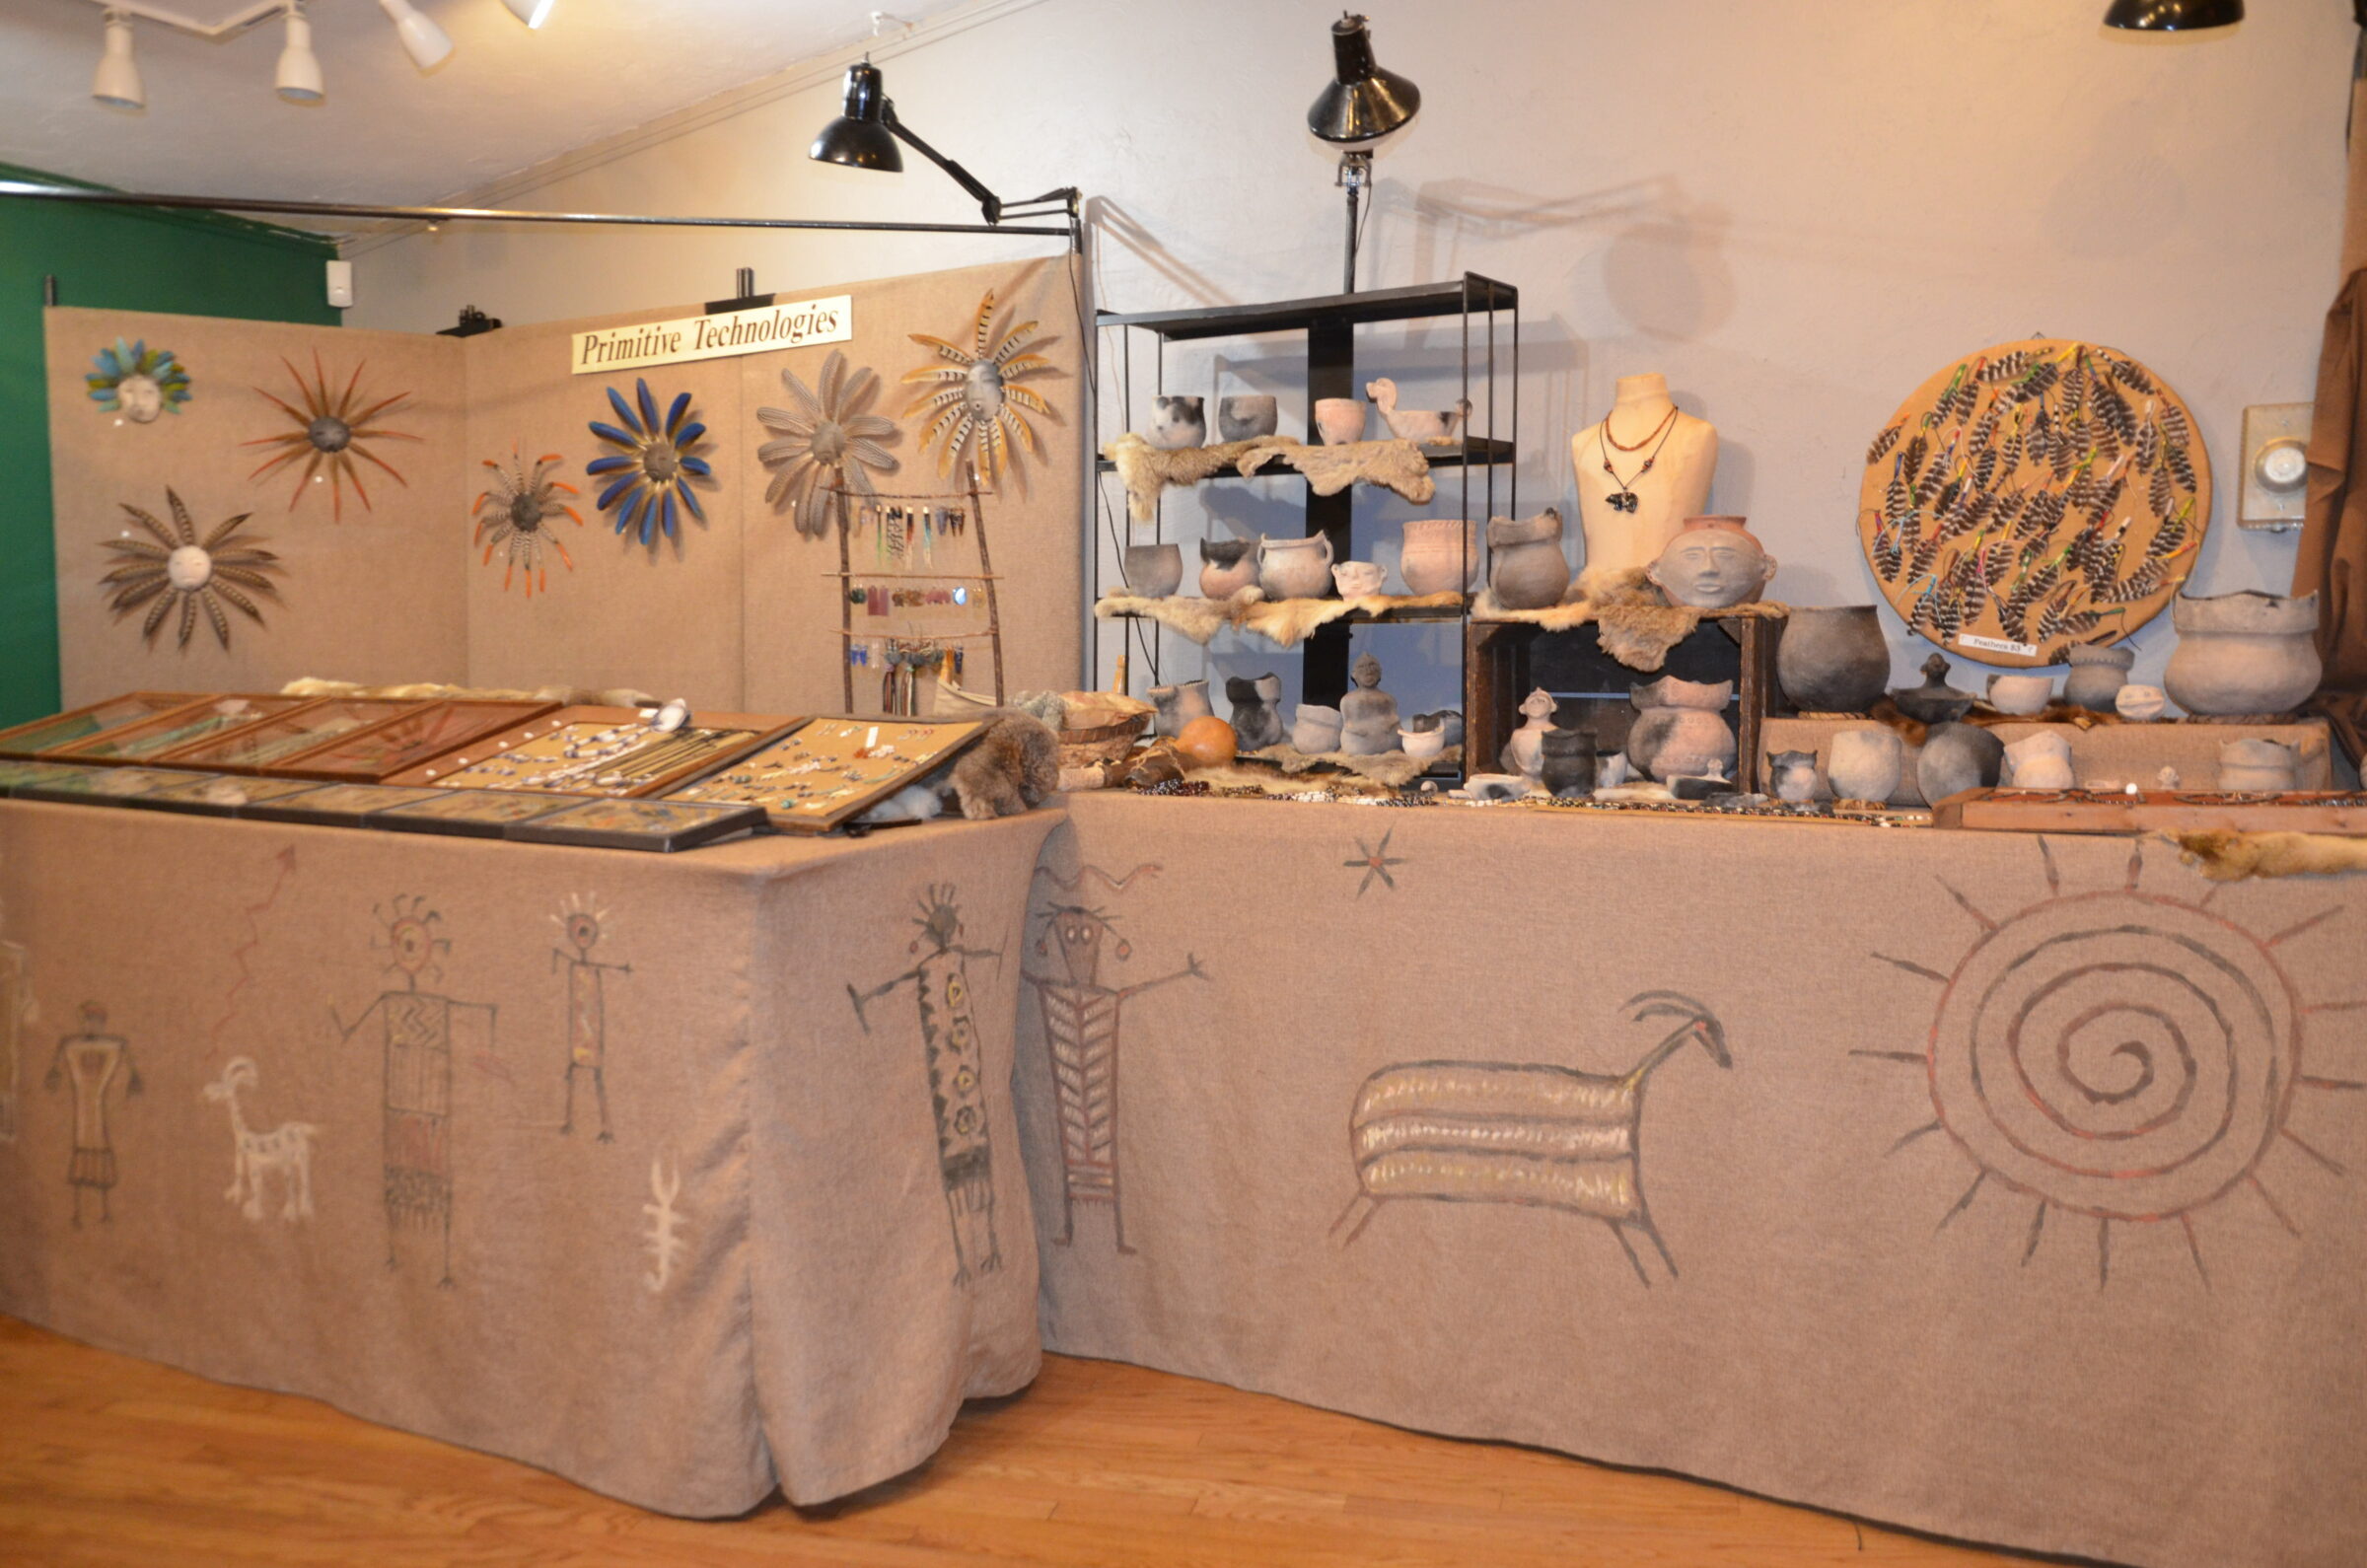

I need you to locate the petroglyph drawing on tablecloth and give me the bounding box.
[1861,837,2362,1287]
[848,885,1006,1286]
[551,893,630,1141]
[202,1057,323,1223]
[1022,863,1204,1252]
[1335,992,1730,1286]
[643,1157,685,1294]
[331,895,499,1287]
[0,901,26,1146]
[44,1002,141,1227]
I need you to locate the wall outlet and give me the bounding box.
[2239,402,2310,530]
[325,259,354,310]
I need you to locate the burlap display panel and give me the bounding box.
[45,308,467,703]
[0,802,1053,1512]
[1021,793,2367,1568]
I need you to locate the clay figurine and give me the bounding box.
[1366,377,1470,445]
[2162,590,2324,716]
[1498,687,1559,778]
[2063,644,2134,712]
[1198,537,1259,599]
[1765,749,1819,803]
[1337,653,1399,756]
[1644,516,1775,609]
[1486,509,1571,610]
[1147,395,1206,450]
[1332,560,1387,598]
[1227,673,1285,751]
[1540,727,1598,799]
[1775,606,1888,714]
[1148,678,1213,739]
[2116,683,2167,722]
[1291,703,1343,753]
[1890,654,1976,725]
[1217,394,1278,442]
[1624,676,1737,783]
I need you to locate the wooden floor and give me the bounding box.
[0,1316,2046,1567]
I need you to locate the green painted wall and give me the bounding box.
[0,163,339,727]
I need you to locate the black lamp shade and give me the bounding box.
[811,62,902,172]
[1307,14,1420,146]
[2103,0,2244,30]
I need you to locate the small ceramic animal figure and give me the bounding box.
[1227,673,1286,751]
[1766,749,1819,803]
[1338,653,1399,756]
[1499,687,1559,778]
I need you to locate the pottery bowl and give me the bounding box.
[1147,395,1206,451]
[1398,727,1448,761]
[1985,673,2054,715]
[1122,542,1184,599]
[1216,394,1278,442]
[1291,704,1343,753]
[1313,397,1367,446]
[1399,518,1481,596]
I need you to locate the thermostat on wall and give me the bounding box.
[325,259,353,310]
[2239,402,2310,530]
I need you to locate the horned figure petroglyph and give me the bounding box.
[1333,991,1730,1284]
[202,1057,323,1223]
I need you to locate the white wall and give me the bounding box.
[350,0,2352,718]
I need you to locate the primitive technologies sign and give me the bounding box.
[570,295,852,374]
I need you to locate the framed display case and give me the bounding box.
[0,759,112,796]
[505,797,770,852]
[41,694,310,765]
[0,692,200,760]
[371,788,603,839]
[136,773,333,817]
[236,783,456,828]
[14,765,218,807]
[263,698,559,783]
[159,698,428,775]
[664,716,988,833]
[385,707,803,799]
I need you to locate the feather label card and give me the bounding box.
[571,297,853,376]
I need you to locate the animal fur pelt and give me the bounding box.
[1101,432,1435,522]
[1164,760,1409,800]
[2174,829,2367,881]
[282,677,661,708]
[949,713,1061,820]
[1239,743,1460,786]
[1239,590,1466,649]
[1094,589,1260,645]
[1472,571,1789,672]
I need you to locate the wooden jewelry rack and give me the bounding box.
[828,472,1006,713]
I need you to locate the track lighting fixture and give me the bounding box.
[501,0,556,26]
[91,9,145,110]
[275,2,323,105]
[378,0,454,71]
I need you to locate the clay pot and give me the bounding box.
[1625,676,1737,783]
[1917,721,2004,805]
[1216,394,1277,442]
[1332,560,1387,598]
[1227,673,1285,751]
[1398,725,1448,762]
[1486,509,1571,610]
[1891,654,1976,725]
[1291,704,1343,753]
[1313,397,1367,446]
[2218,738,2301,792]
[2163,591,2324,716]
[1198,537,1258,599]
[1122,542,1183,599]
[1257,534,1335,600]
[1147,395,1206,450]
[1175,715,1238,768]
[1645,516,1776,609]
[1399,518,1481,596]
[1417,709,1465,748]
[1766,748,1819,803]
[1776,606,1888,714]
[2003,732,2074,790]
[2116,684,2167,722]
[1828,727,1904,804]
[2064,644,2134,712]
[1539,727,1597,799]
[1148,678,1213,739]
[1985,673,2054,716]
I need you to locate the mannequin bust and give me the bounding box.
[1570,374,1716,595]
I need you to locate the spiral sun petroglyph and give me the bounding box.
[1860,839,2360,1285]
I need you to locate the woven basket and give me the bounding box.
[1058,712,1151,766]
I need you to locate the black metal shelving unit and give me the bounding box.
[1092,273,1519,710]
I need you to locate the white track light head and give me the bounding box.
[92,10,145,110]
[501,0,556,27]
[276,4,324,104]
[378,0,454,71]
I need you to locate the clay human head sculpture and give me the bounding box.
[1645,516,1776,608]
[1352,652,1384,689]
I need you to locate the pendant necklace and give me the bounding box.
[1598,405,1681,514]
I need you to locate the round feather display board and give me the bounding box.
[1857,338,2209,668]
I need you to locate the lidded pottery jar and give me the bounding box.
[1198,537,1258,599]
[1775,606,1889,714]
[2162,591,2324,716]
[1486,508,1571,609]
[1827,726,1904,804]
[1399,518,1482,596]
[1257,534,1335,600]
[2063,643,2134,712]
[1623,676,1736,782]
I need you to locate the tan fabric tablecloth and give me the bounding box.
[0,799,1056,1514]
[1020,791,2367,1568]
